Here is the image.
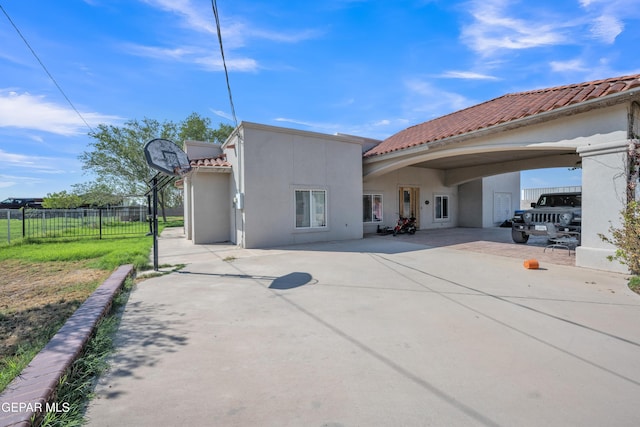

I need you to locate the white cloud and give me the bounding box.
[0,91,121,136]
[0,149,34,166]
[578,0,640,43]
[589,15,624,43]
[122,42,259,72]
[141,0,216,35]
[133,0,321,72]
[0,148,70,172]
[210,109,235,122]
[404,79,472,115]
[461,0,567,56]
[274,117,341,131]
[194,56,258,72]
[439,71,499,80]
[550,59,588,72]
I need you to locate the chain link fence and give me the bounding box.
[0,206,151,243]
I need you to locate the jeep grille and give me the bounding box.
[528,213,560,224]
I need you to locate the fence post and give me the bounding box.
[99,208,103,239]
[22,208,25,238]
[6,209,9,244]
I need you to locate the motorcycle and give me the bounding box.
[393,216,417,236]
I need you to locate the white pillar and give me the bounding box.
[576,141,629,273]
[184,174,192,241]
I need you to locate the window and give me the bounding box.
[363,194,383,222]
[295,190,326,228]
[435,195,449,220]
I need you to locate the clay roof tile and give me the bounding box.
[365,74,640,158]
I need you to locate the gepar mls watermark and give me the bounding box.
[1,401,70,414]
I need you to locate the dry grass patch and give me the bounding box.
[0,260,110,359]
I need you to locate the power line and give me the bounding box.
[210,0,238,128]
[0,4,95,133]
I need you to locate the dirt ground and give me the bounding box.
[0,260,110,358]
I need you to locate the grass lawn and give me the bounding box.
[0,218,182,392]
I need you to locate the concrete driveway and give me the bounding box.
[85,228,640,426]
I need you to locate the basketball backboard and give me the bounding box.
[143,138,192,176]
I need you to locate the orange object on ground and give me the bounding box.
[523,259,539,269]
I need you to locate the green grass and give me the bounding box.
[0,218,183,396]
[0,217,182,269]
[0,237,153,270]
[629,276,640,294]
[40,278,134,426]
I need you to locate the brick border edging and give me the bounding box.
[0,264,134,427]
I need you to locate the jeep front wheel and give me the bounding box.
[511,229,529,244]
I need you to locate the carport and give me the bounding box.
[364,74,640,273]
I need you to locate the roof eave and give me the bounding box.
[364,88,640,163]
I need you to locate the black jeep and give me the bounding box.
[511,192,581,244]
[0,198,44,209]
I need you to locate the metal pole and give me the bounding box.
[6,209,10,244]
[153,176,159,271]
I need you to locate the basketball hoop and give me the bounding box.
[143,138,191,271]
[143,138,192,176]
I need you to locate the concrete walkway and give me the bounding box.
[85,228,640,426]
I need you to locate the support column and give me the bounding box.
[183,174,193,241]
[576,141,629,273]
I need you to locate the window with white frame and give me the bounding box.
[363,194,383,222]
[435,195,449,220]
[295,189,327,228]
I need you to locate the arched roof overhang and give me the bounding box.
[363,74,640,185]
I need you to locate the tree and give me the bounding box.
[42,191,82,208]
[80,113,233,219]
[72,181,125,207]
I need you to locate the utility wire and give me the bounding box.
[210,0,238,128]
[0,4,95,133]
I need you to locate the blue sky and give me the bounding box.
[1,0,639,201]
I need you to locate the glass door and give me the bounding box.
[399,187,419,226]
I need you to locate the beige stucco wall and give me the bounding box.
[365,170,519,232]
[458,179,483,227]
[363,166,459,234]
[576,141,629,273]
[189,171,230,244]
[483,173,520,227]
[365,105,628,183]
[183,140,231,244]
[225,122,364,248]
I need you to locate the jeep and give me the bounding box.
[511,192,581,244]
[0,198,43,209]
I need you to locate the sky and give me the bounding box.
[1,0,640,201]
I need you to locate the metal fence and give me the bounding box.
[0,206,151,243]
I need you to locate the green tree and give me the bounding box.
[179,112,233,144]
[71,181,125,207]
[42,191,82,208]
[80,113,232,219]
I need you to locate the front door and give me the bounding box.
[399,187,419,226]
[494,192,512,224]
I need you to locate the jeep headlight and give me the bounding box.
[523,212,532,223]
[560,212,573,226]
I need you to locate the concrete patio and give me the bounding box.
[85,227,640,426]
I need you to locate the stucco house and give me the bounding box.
[182,73,640,273]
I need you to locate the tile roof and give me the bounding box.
[365,74,640,158]
[189,155,231,168]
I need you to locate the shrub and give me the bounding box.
[600,201,640,274]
